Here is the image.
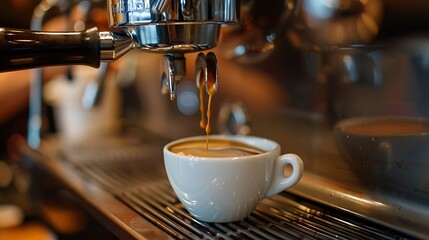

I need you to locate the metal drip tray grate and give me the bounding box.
[61,140,413,240]
[119,187,407,240]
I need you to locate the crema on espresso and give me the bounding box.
[170,139,264,158]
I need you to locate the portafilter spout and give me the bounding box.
[0,0,239,98]
[109,0,238,99]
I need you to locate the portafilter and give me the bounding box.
[0,0,239,99]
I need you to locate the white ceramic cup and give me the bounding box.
[163,135,304,223]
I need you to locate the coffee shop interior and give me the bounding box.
[1,0,429,239]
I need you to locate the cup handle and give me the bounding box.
[266,153,304,197]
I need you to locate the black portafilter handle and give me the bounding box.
[0,27,101,72]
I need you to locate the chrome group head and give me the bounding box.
[107,0,238,99]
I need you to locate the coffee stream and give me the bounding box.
[199,80,216,149]
[198,74,206,130]
[198,56,217,150]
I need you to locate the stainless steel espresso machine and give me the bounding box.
[2,0,429,239]
[0,0,237,96]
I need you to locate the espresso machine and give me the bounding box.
[2,0,429,239]
[1,0,238,149]
[0,0,238,97]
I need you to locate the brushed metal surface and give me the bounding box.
[22,134,419,239]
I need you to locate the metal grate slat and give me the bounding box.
[257,199,363,239]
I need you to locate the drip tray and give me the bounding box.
[27,136,416,239]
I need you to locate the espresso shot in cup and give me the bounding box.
[163,135,304,223]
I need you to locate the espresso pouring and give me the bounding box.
[172,51,266,157]
[196,52,219,149]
